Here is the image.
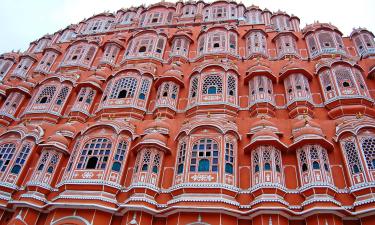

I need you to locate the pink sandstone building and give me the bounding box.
[0,1,374,224]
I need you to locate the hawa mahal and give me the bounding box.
[0,1,374,224]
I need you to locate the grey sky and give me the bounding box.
[0,0,374,54]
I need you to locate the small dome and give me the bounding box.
[48,134,69,146]
[58,122,77,134]
[250,119,277,129]
[252,129,279,140]
[141,132,167,144]
[293,126,324,138]
[292,119,321,130]
[145,119,170,130]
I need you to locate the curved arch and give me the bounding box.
[191,61,239,76]
[36,76,75,87]
[51,216,91,225]
[0,125,44,143]
[129,29,168,42]
[108,68,155,81]
[315,59,364,74]
[334,118,375,141]
[175,120,241,141]
[80,121,136,139]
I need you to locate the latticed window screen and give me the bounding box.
[109,77,138,99]
[253,151,260,172]
[55,86,70,105]
[37,151,49,171]
[0,60,12,77]
[140,150,151,172]
[334,66,356,89]
[112,141,128,172]
[47,153,60,173]
[335,34,344,48]
[152,153,161,173]
[247,10,263,24]
[247,31,267,55]
[202,75,223,94]
[318,32,335,48]
[225,142,234,174]
[36,86,56,104]
[177,142,187,174]
[299,149,308,172]
[360,137,375,170]
[77,138,112,170]
[190,138,219,172]
[138,79,151,100]
[343,140,363,174]
[274,150,282,172]
[11,143,32,174]
[67,140,80,172]
[319,71,334,92]
[227,75,236,96]
[307,35,318,52]
[190,76,199,98]
[0,143,16,172]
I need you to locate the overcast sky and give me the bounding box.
[0,0,374,53]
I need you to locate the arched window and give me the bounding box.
[252,146,283,185]
[190,139,219,173]
[202,75,223,94]
[342,139,363,175]
[176,142,187,174]
[0,60,13,79]
[246,31,267,57]
[138,79,150,100]
[37,152,49,171]
[77,138,112,170]
[36,86,56,104]
[47,153,59,173]
[190,76,199,98]
[360,136,375,171]
[111,141,128,172]
[227,75,236,96]
[318,32,335,48]
[225,142,234,174]
[55,86,70,106]
[10,143,31,175]
[109,77,138,99]
[298,145,332,185]
[0,143,16,172]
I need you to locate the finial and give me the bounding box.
[129,212,137,225]
[356,112,363,119]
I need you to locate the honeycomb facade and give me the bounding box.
[0,1,375,224]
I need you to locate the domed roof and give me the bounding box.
[58,122,78,134]
[252,129,279,140]
[290,119,333,150]
[47,134,69,146]
[155,65,184,87]
[292,119,321,130]
[145,118,170,130]
[141,132,167,144]
[244,63,276,83]
[250,119,277,129]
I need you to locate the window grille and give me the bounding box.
[360,137,375,170]
[0,143,16,172]
[36,86,56,104]
[177,142,187,174]
[77,138,112,170]
[202,75,223,94]
[190,139,219,172]
[109,77,138,99]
